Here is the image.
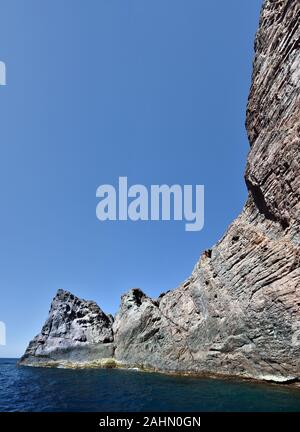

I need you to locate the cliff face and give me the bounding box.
[21,289,114,364]
[20,0,300,382]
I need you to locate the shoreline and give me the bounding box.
[17,357,300,390]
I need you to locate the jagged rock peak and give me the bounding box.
[19,289,114,365]
[50,288,114,328]
[121,288,147,307]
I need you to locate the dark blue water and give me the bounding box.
[1,359,300,412]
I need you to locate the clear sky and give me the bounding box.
[0,0,262,357]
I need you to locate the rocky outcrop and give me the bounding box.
[20,0,300,383]
[20,289,114,365]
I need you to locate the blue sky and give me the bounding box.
[0,0,262,357]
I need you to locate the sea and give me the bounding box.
[0,358,300,412]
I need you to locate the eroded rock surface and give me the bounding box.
[20,0,300,382]
[20,289,114,365]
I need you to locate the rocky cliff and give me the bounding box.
[21,289,114,365]
[20,0,300,383]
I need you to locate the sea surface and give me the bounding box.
[1,359,300,412]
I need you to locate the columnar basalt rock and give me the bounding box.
[20,0,300,382]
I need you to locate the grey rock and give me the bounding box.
[20,289,114,365]
[20,0,300,383]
